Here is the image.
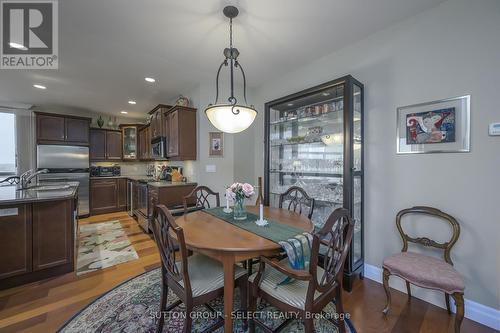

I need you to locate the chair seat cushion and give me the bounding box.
[249,259,324,309]
[383,252,465,294]
[175,254,246,297]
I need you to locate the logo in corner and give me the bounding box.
[1,0,58,69]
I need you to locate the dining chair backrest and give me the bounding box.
[151,204,193,295]
[183,185,220,214]
[0,176,20,185]
[396,206,460,265]
[309,208,354,294]
[278,186,315,219]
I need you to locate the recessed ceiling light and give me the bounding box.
[128,100,136,105]
[33,84,46,90]
[287,103,294,106]
[120,111,128,114]
[9,42,27,50]
[144,77,156,83]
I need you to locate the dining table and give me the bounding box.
[175,205,314,332]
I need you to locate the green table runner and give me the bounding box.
[202,207,305,244]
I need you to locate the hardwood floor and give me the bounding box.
[0,212,495,333]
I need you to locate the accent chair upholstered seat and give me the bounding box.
[383,251,465,294]
[382,206,464,333]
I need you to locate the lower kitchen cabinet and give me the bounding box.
[0,204,32,280]
[90,178,127,215]
[32,200,73,271]
[0,198,76,290]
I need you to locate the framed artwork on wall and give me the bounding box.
[397,95,470,154]
[209,132,224,157]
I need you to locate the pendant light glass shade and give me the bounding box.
[205,104,257,134]
[205,6,257,134]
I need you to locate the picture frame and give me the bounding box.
[209,132,224,157]
[397,95,470,154]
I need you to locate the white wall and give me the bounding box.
[251,0,500,311]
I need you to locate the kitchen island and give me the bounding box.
[0,182,79,290]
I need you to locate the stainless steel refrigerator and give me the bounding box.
[37,145,90,216]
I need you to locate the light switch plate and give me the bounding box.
[489,122,500,136]
[206,165,216,173]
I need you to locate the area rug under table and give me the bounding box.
[58,268,357,333]
[77,221,139,275]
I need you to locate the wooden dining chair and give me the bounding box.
[279,186,315,220]
[249,208,354,333]
[0,176,20,185]
[151,204,248,333]
[182,185,220,215]
[382,206,464,333]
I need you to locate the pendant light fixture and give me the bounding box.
[205,5,257,134]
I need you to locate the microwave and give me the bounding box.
[151,136,167,159]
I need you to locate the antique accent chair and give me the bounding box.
[382,206,464,333]
[279,186,315,220]
[151,204,248,333]
[249,208,354,333]
[182,185,220,215]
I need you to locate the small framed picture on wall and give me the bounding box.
[209,132,224,157]
[397,95,470,154]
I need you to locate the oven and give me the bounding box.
[151,136,166,160]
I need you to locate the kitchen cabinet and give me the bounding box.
[137,125,152,160]
[0,198,76,290]
[36,112,90,145]
[118,178,127,210]
[164,106,197,160]
[90,129,106,160]
[149,104,172,139]
[90,129,122,161]
[90,179,118,214]
[90,178,127,215]
[120,125,139,160]
[0,204,32,280]
[106,130,122,160]
[32,200,73,271]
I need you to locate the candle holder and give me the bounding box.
[223,207,232,214]
[255,218,269,227]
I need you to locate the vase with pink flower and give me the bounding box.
[227,182,254,220]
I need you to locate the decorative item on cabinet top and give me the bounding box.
[175,95,190,107]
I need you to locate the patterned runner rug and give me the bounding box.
[58,268,357,332]
[77,221,139,275]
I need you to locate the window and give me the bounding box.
[0,112,16,174]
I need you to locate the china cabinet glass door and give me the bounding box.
[264,75,364,291]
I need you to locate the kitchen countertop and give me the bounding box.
[90,175,196,187]
[0,181,79,205]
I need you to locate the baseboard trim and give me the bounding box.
[363,264,500,331]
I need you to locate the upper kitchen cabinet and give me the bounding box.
[89,128,122,161]
[138,125,152,160]
[35,112,91,146]
[120,124,140,160]
[164,106,197,160]
[148,104,172,138]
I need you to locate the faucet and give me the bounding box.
[20,169,49,188]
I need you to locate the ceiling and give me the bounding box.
[0,0,446,119]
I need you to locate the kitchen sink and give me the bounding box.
[26,185,72,191]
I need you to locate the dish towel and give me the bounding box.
[276,232,313,287]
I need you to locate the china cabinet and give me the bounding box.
[264,75,364,291]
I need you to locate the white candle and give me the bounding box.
[226,196,230,210]
[259,203,263,221]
